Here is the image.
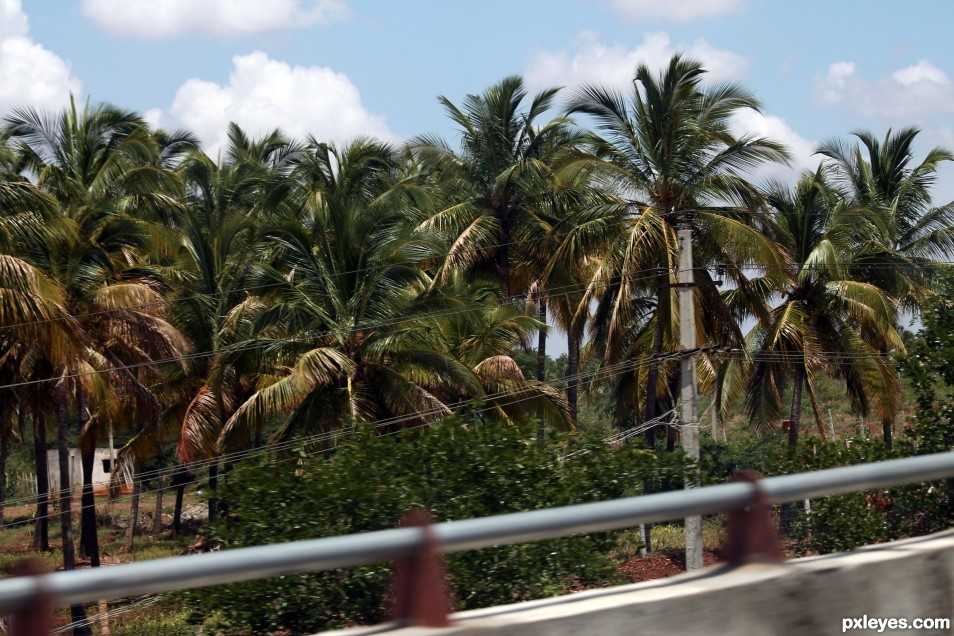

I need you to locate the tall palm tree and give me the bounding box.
[534,161,613,424]
[566,53,789,445]
[0,171,77,545]
[4,99,188,574]
[413,76,580,298]
[218,138,481,449]
[433,273,572,429]
[747,169,902,447]
[169,124,295,524]
[817,128,954,445]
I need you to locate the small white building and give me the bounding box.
[46,449,115,495]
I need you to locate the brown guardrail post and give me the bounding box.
[390,509,452,628]
[8,559,50,636]
[724,471,785,565]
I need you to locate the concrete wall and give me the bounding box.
[46,448,115,494]
[323,531,954,636]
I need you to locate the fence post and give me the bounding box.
[8,559,50,636]
[724,471,785,565]
[390,509,451,628]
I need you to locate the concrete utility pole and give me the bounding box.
[678,221,703,571]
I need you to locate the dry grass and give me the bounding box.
[611,517,726,562]
[0,492,202,634]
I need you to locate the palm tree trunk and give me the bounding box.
[121,420,144,553]
[56,391,76,569]
[57,385,90,634]
[665,372,679,453]
[641,272,667,554]
[789,368,804,449]
[0,410,13,531]
[121,471,140,553]
[208,462,219,523]
[566,322,580,425]
[880,346,893,448]
[31,410,49,552]
[536,296,547,441]
[172,469,188,537]
[644,286,666,449]
[805,377,828,441]
[78,386,100,567]
[498,207,511,297]
[152,456,164,535]
[666,421,677,452]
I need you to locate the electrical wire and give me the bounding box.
[0,350,684,528]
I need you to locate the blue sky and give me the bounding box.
[5,0,954,194]
[5,1,954,174]
[3,0,951,352]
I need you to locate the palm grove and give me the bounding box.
[1,55,953,582]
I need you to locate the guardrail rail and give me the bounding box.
[3,451,954,633]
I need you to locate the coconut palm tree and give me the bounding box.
[747,169,902,447]
[162,124,295,525]
[433,273,572,429]
[218,138,481,450]
[0,168,78,543]
[817,128,954,445]
[566,53,789,444]
[413,76,580,298]
[4,99,188,574]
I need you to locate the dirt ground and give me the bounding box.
[618,550,723,582]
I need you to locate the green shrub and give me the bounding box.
[182,417,685,634]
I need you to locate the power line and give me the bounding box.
[0,352,676,521]
[0,262,675,391]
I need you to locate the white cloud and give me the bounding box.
[142,108,163,129]
[0,1,81,116]
[0,0,28,40]
[731,110,820,184]
[610,0,745,21]
[814,59,954,120]
[82,0,351,39]
[892,59,949,87]
[169,51,393,156]
[525,31,750,95]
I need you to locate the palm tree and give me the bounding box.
[566,53,789,445]
[0,168,77,544]
[413,76,580,297]
[414,78,590,439]
[747,169,902,447]
[167,124,294,525]
[434,273,572,429]
[534,161,613,424]
[4,99,188,574]
[218,138,481,450]
[817,128,954,445]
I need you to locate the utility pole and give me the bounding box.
[678,220,703,571]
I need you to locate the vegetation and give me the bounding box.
[1,53,954,633]
[184,418,684,634]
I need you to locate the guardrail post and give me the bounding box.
[390,509,451,628]
[7,559,50,636]
[724,471,784,565]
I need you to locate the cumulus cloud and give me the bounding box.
[525,31,750,95]
[82,0,351,39]
[610,0,745,21]
[0,0,81,117]
[168,51,393,156]
[813,59,954,119]
[0,0,28,40]
[730,110,820,184]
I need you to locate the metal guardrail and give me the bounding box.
[2,451,954,615]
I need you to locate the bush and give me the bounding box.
[183,417,685,634]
